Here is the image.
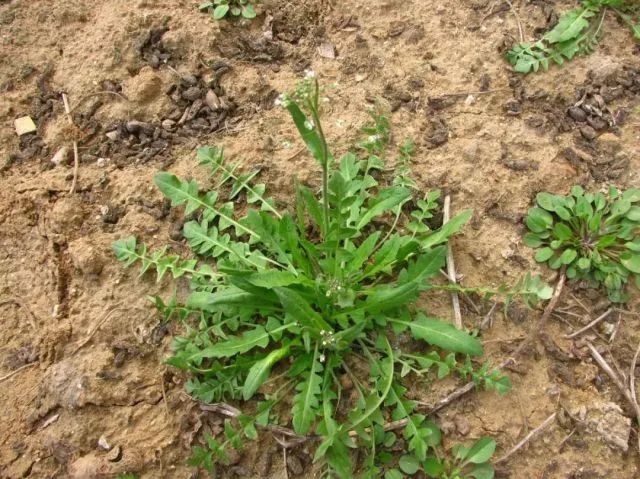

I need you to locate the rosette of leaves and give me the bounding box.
[199,0,257,20]
[113,79,522,477]
[524,186,640,302]
[506,0,640,74]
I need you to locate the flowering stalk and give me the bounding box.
[307,80,330,235]
[276,71,331,236]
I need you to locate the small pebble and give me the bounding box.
[182,86,202,102]
[454,416,470,436]
[286,455,304,475]
[97,435,110,451]
[106,445,121,462]
[580,125,597,141]
[161,119,175,130]
[14,116,37,136]
[181,74,198,86]
[567,106,587,122]
[105,131,120,141]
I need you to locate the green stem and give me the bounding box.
[347,339,394,431]
[130,248,221,281]
[311,104,330,237]
[370,207,403,258]
[215,161,283,219]
[611,7,640,39]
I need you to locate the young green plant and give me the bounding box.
[199,0,257,20]
[114,78,535,477]
[507,0,640,74]
[524,185,640,302]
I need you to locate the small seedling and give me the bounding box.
[384,437,496,479]
[524,186,640,302]
[507,0,640,74]
[199,0,257,20]
[114,77,553,477]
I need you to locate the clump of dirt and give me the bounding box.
[134,25,174,71]
[217,33,287,64]
[6,70,61,167]
[98,62,237,165]
[562,132,630,181]
[510,65,640,139]
[269,0,325,44]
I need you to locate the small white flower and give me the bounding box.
[274,93,289,108]
[304,119,315,130]
[368,134,380,143]
[319,354,326,363]
[304,69,316,79]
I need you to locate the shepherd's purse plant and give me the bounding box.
[525,185,640,302]
[113,77,553,478]
[507,0,640,74]
[199,0,257,20]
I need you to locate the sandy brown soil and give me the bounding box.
[1,0,640,477]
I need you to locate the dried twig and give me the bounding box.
[495,412,557,464]
[68,90,129,113]
[480,302,498,330]
[200,403,241,417]
[504,0,524,42]
[436,88,511,100]
[438,269,481,314]
[203,401,417,448]
[514,268,566,356]
[201,403,308,447]
[630,341,640,410]
[282,439,290,479]
[586,341,640,422]
[586,342,630,400]
[61,93,79,194]
[609,315,622,344]
[160,371,170,417]
[72,303,124,353]
[632,341,640,454]
[588,341,640,453]
[564,308,613,339]
[569,293,590,314]
[0,362,38,383]
[443,196,462,330]
[284,147,305,162]
[558,428,576,452]
[416,358,516,415]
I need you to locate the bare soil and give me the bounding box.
[1,0,640,477]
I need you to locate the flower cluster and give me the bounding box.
[274,93,291,108]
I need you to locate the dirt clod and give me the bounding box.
[286,454,304,475]
[123,66,163,104]
[580,125,597,141]
[68,237,105,276]
[580,402,632,452]
[568,106,587,122]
